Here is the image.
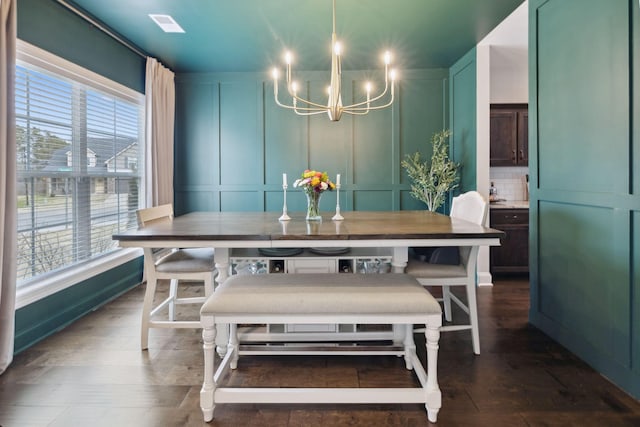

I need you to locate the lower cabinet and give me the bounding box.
[286,258,337,274]
[490,208,529,274]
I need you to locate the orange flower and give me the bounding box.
[293,169,336,194]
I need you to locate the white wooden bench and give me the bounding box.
[199,273,443,423]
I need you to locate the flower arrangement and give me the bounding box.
[293,170,335,220]
[293,170,336,194]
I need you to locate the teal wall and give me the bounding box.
[529,0,639,398]
[14,0,146,353]
[449,48,477,192]
[17,0,145,92]
[14,258,143,353]
[174,69,451,214]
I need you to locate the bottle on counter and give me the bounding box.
[489,182,498,201]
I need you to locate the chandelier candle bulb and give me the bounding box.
[334,41,342,56]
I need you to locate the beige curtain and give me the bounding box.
[0,0,17,375]
[144,57,175,207]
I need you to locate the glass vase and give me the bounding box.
[305,191,322,221]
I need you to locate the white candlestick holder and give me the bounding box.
[332,183,344,221]
[279,184,291,221]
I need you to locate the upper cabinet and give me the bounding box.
[490,104,528,166]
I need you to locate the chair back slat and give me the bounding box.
[450,191,488,225]
[136,204,174,227]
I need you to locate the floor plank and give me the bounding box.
[1,276,639,426]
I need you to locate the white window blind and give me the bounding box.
[15,41,145,286]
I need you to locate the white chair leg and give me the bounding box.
[141,276,158,350]
[442,286,453,322]
[392,324,403,346]
[229,324,239,370]
[466,281,480,355]
[402,324,416,370]
[168,278,178,321]
[204,274,214,297]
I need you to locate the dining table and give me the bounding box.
[113,210,504,349]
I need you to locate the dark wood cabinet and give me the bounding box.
[490,208,529,274]
[490,104,528,166]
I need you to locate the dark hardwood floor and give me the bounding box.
[1,276,639,426]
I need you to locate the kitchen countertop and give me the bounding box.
[489,200,529,209]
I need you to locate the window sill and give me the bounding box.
[15,248,143,309]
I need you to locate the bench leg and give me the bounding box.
[425,324,441,423]
[200,315,217,422]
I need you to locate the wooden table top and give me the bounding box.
[113,210,504,243]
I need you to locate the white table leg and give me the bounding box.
[391,246,408,273]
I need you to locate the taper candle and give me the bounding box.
[336,173,341,186]
[282,173,287,186]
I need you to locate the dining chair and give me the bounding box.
[405,191,489,354]
[136,204,216,350]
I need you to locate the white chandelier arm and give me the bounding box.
[283,61,330,110]
[290,92,330,109]
[342,82,389,110]
[274,85,327,113]
[341,110,370,116]
[274,78,329,110]
[275,97,321,112]
[284,83,329,109]
[343,89,395,113]
[341,67,390,109]
[275,97,327,114]
[274,99,329,116]
[294,109,330,116]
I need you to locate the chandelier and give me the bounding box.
[271,0,397,122]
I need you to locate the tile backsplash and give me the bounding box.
[490,166,529,201]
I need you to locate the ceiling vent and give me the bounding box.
[149,14,185,33]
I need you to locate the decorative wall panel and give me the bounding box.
[530,0,639,398]
[175,69,450,214]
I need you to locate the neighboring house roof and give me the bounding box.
[42,137,137,173]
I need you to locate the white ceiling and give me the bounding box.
[481,0,528,47]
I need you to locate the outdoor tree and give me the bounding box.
[16,125,69,205]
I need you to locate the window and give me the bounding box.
[15,41,145,287]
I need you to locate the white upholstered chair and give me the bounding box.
[405,191,489,354]
[136,204,216,350]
